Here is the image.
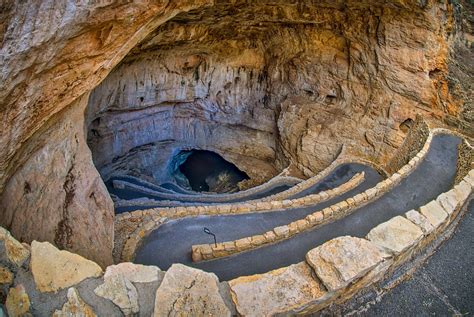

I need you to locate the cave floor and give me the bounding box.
[134,134,460,281]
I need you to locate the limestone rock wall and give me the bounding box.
[86,0,469,182]
[0,95,114,268]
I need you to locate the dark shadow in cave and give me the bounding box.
[177,150,249,193]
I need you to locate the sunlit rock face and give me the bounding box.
[0,0,472,264]
[86,0,472,186]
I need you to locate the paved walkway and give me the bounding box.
[134,134,460,281]
[115,163,376,212]
[340,199,473,316]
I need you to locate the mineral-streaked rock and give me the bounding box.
[419,201,448,229]
[367,216,423,255]
[405,209,434,234]
[53,288,97,317]
[6,284,30,317]
[104,262,160,283]
[306,236,386,292]
[0,227,30,268]
[229,262,325,316]
[30,241,102,293]
[94,275,139,316]
[153,263,230,317]
[0,265,13,285]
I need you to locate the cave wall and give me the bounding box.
[86,0,468,180]
[86,52,278,184]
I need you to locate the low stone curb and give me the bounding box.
[190,131,434,262]
[120,172,366,262]
[227,169,473,316]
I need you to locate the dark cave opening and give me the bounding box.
[177,150,249,193]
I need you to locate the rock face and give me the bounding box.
[0,0,473,267]
[30,241,103,293]
[153,263,230,317]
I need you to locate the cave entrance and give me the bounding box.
[175,150,249,193]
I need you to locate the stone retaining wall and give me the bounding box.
[119,172,365,262]
[386,115,430,174]
[2,169,471,316]
[455,139,474,184]
[113,172,302,204]
[226,169,473,316]
[191,132,434,262]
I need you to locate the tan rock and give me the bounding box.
[104,262,160,283]
[436,191,459,216]
[0,227,30,268]
[0,265,13,285]
[53,287,97,317]
[95,274,139,316]
[251,235,266,246]
[367,216,423,255]
[405,210,434,234]
[306,236,385,292]
[419,201,448,229]
[453,180,472,204]
[229,262,325,316]
[6,284,30,317]
[235,237,252,251]
[153,264,230,317]
[30,241,102,293]
[273,225,290,238]
[263,231,276,243]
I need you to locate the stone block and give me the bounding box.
[453,180,471,203]
[53,287,96,317]
[323,208,333,218]
[296,219,310,231]
[306,236,385,292]
[0,227,30,269]
[31,241,102,293]
[235,237,252,251]
[223,241,236,252]
[436,191,459,216]
[95,274,139,316]
[367,216,423,255]
[251,235,266,246]
[104,262,160,283]
[405,210,434,234]
[263,231,277,243]
[0,266,13,285]
[288,222,299,235]
[419,200,448,229]
[229,262,325,316]
[6,284,30,317]
[154,264,230,317]
[274,226,290,238]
